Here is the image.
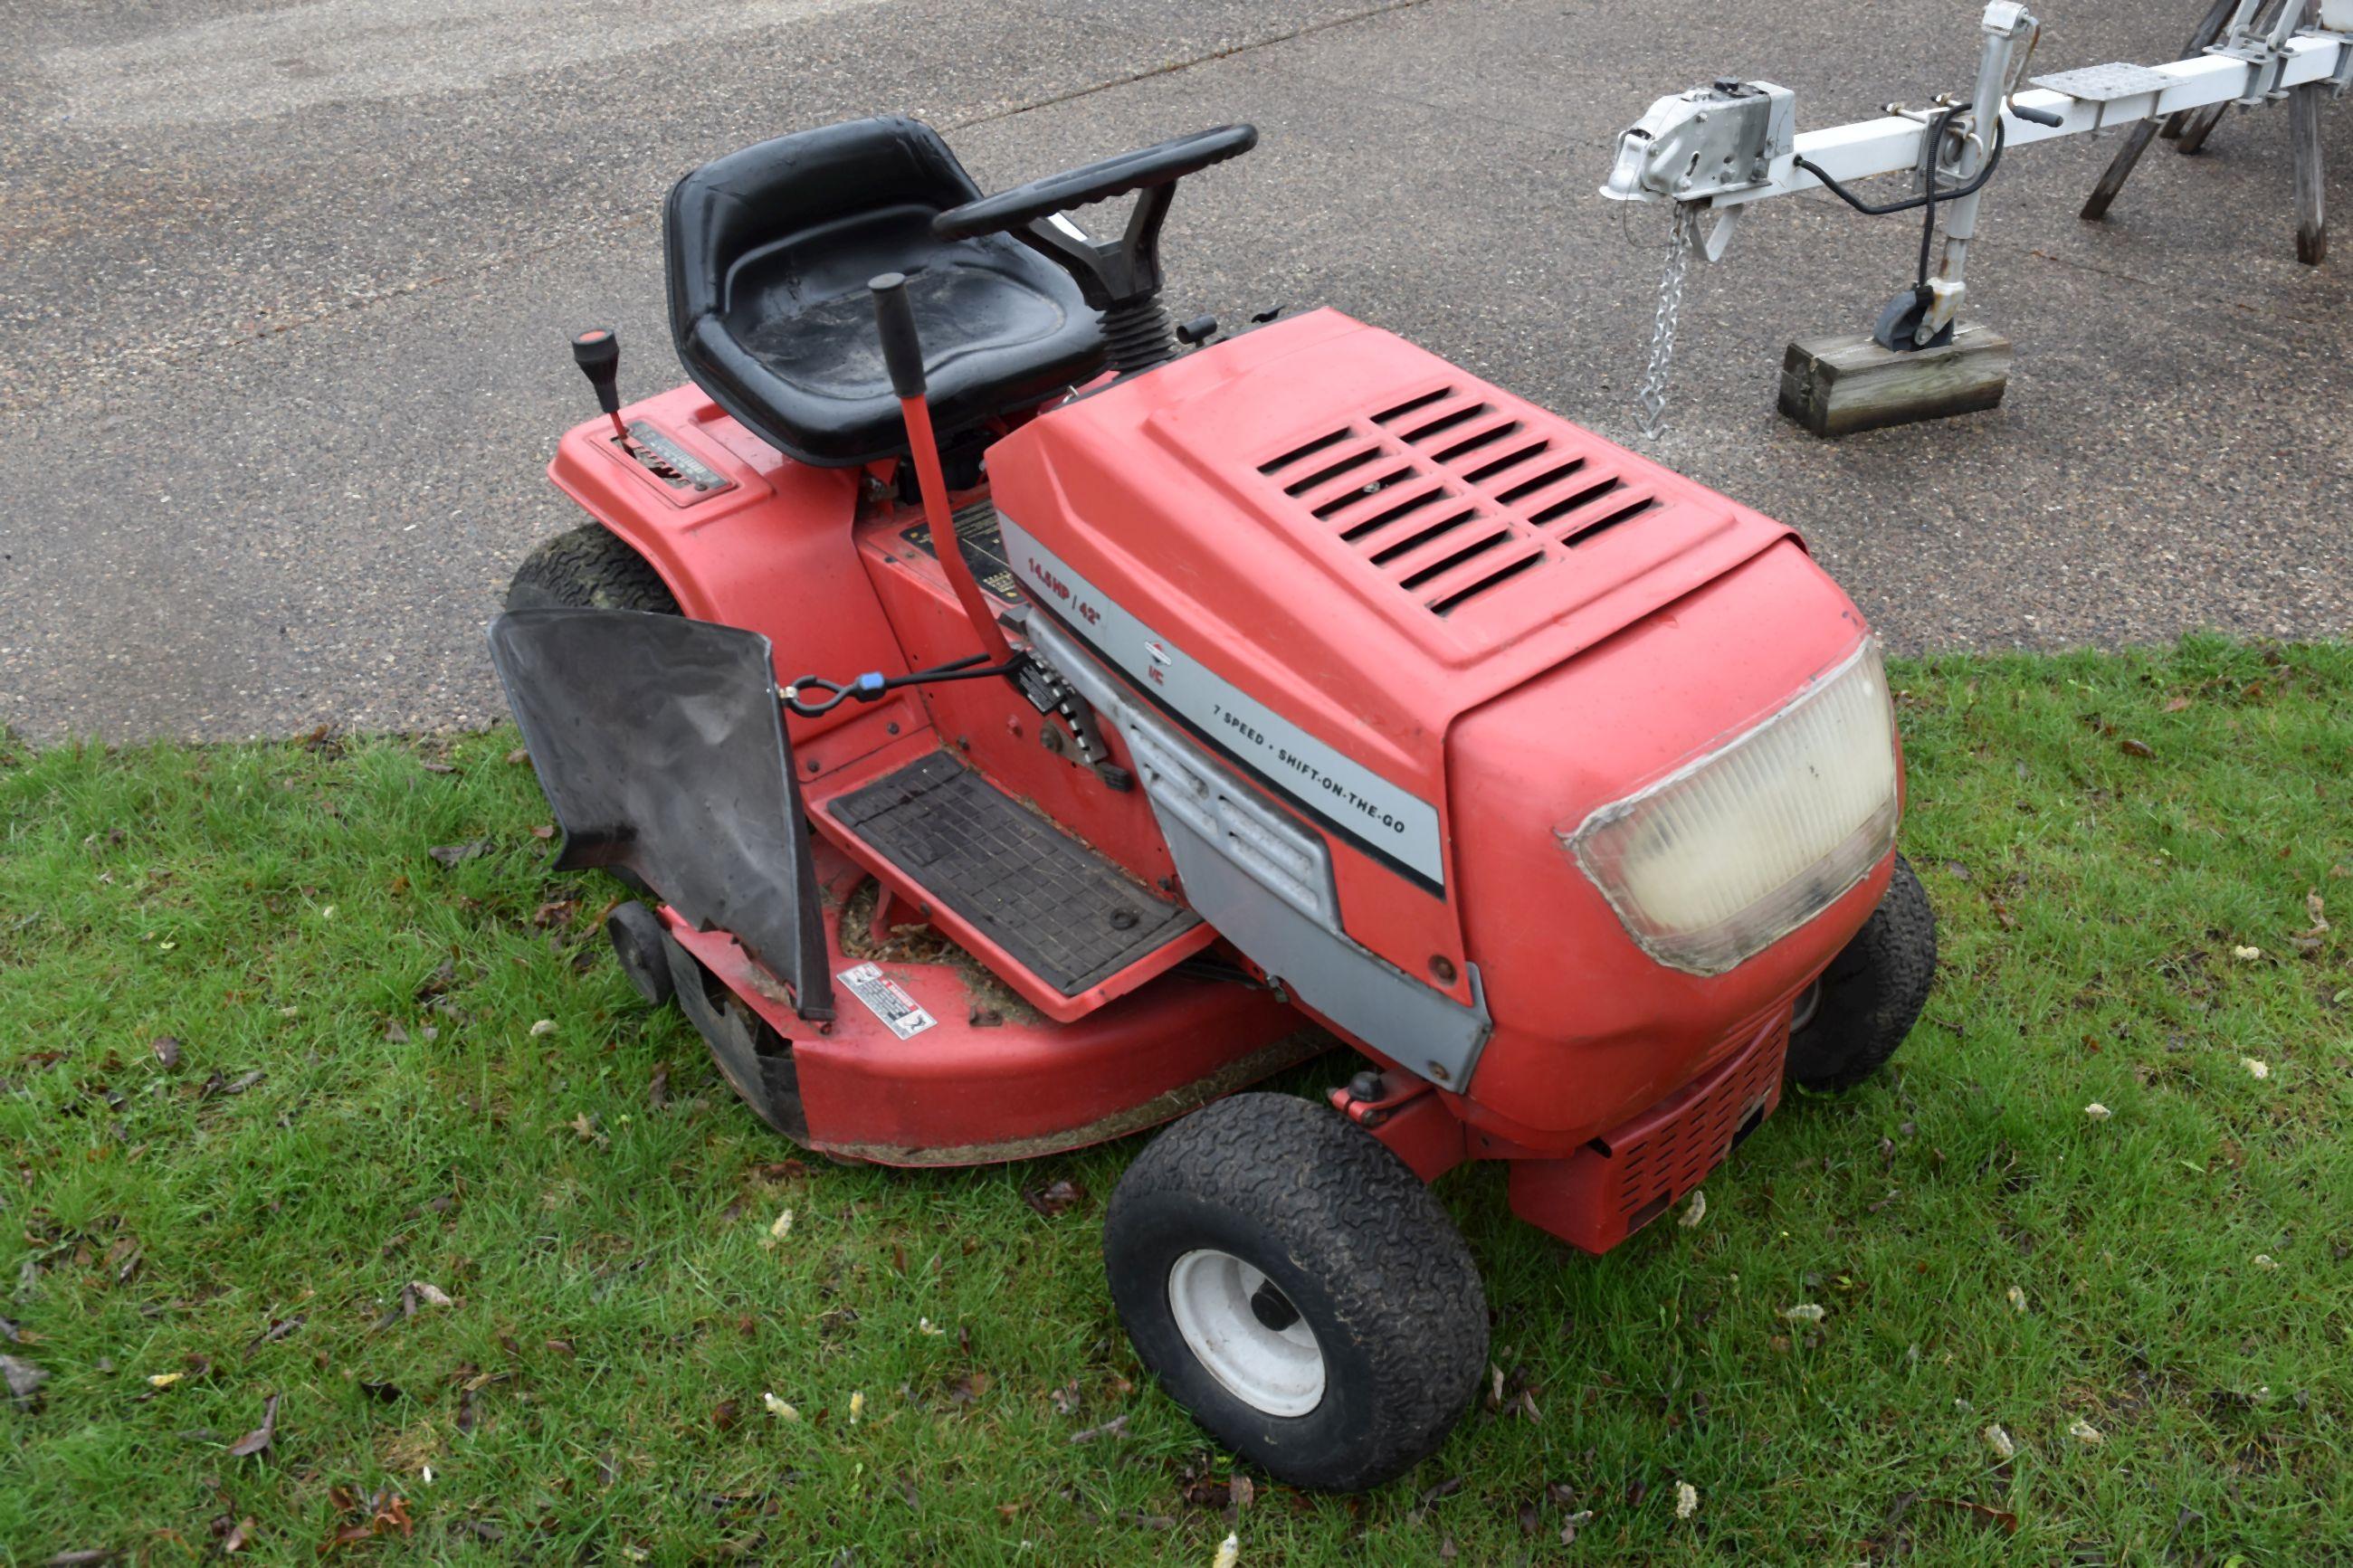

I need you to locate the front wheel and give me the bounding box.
[1103,1093,1486,1492]
[1785,852,1937,1090]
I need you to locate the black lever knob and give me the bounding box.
[571,328,623,424]
[868,273,928,399]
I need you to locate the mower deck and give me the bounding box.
[660,841,1315,1165]
[828,752,1200,996]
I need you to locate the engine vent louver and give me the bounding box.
[1254,385,1664,620]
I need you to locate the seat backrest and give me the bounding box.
[665,116,981,333]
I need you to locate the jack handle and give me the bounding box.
[871,273,1016,666]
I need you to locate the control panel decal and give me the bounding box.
[903,500,1022,603]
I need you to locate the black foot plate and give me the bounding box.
[829,753,1197,996]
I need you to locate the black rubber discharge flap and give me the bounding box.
[487,607,832,1021]
[828,752,1197,995]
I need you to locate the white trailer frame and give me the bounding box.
[1729,34,2345,209]
[1603,1,2353,433]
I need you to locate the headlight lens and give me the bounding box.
[1563,637,1899,976]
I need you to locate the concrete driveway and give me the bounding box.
[4,0,2348,740]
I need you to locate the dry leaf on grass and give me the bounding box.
[1022,1179,1088,1217]
[2,1354,49,1404]
[322,1487,413,1549]
[246,1314,305,1353]
[228,1392,281,1458]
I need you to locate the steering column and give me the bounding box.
[932,124,1258,375]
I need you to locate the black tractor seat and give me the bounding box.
[664,117,1108,468]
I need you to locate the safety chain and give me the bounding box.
[1635,200,1704,439]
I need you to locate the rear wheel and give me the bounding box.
[605,900,676,1008]
[506,535,681,984]
[1103,1093,1486,1492]
[506,523,679,615]
[662,935,806,1141]
[1786,853,1937,1090]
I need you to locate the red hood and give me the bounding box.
[987,309,1796,813]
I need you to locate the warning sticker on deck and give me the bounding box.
[835,963,937,1040]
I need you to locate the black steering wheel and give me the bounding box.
[931,126,1256,371]
[933,124,1257,242]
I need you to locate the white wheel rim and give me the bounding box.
[1166,1249,1326,1417]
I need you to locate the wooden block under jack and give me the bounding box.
[1777,324,2013,437]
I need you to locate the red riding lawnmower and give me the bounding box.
[491,116,1935,1491]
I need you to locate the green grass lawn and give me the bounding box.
[2,637,2348,1565]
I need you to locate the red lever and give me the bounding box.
[871,274,1015,665]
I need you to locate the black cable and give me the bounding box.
[1794,106,2005,221]
[895,659,1022,689]
[784,650,1015,717]
[1915,109,1953,291]
[1795,105,2010,321]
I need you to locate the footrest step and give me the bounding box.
[827,753,1199,997]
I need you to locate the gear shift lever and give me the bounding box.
[571,328,627,442]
